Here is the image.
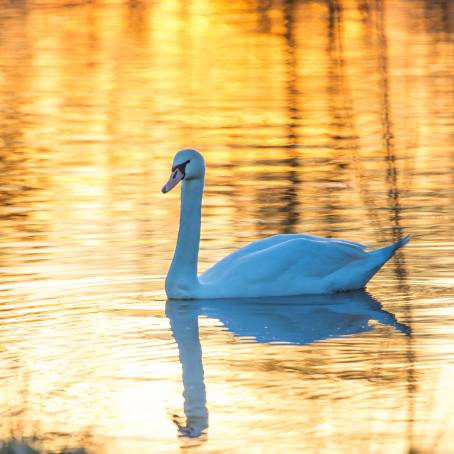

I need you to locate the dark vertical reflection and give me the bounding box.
[253,0,301,236]
[256,0,272,33]
[323,0,349,235]
[0,3,48,281]
[375,1,415,452]
[422,0,454,223]
[281,0,301,234]
[354,0,388,241]
[374,0,407,249]
[424,0,453,34]
[126,0,150,41]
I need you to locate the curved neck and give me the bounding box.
[166,177,204,294]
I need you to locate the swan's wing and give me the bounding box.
[200,235,369,287]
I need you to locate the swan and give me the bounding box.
[162,149,410,299]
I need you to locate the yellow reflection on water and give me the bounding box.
[0,0,453,453]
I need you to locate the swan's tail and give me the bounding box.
[327,235,410,292]
[372,235,411,261]
[356,235,411,288]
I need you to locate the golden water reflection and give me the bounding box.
[0,0,453,452]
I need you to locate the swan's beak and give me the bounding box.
[162,168,184,193]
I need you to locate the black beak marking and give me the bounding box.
[171,159,190,178]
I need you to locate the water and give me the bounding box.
[0,0,453,452]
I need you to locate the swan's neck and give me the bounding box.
[166,177,204,296]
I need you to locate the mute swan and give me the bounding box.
[162,149,409,299]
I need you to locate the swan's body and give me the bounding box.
[162,149,410,300]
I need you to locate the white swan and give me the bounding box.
[162,149,410,299]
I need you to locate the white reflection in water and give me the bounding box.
[167,290,410,439]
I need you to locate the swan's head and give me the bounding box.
[162,149,205,193]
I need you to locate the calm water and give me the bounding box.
[0,0,453,452]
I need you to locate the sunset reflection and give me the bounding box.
[0,0,453,453]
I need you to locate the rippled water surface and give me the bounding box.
[0,0,453,452]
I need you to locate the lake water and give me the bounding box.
[0,0,453,453]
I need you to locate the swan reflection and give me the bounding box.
[166,291,409,438]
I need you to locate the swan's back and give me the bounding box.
[202,234,367,280]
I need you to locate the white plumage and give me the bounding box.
[162,149,409,300]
